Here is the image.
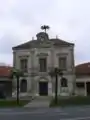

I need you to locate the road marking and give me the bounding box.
[0,111,68,116]
[78,109,86,111]
[34,108,63,113]
[60,116,90,120]
[78,108,90,112]
[0,109,12,112]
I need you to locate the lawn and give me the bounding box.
[0,100,29,107]
[49,96,90,107]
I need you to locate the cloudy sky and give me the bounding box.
[0,0,90,66]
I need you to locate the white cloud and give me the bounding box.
[0,0,90,65]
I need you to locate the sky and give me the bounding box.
[0,0,90,66]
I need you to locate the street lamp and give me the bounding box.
[49,67,63,104]
[9,69,24,105]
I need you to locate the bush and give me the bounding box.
[0,100,29,107]
[49,96,90,107]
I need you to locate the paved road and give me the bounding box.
[1,106,90,120]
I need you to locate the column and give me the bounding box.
[30,49,35,94]
[35,80,39,96]
[52,77,55,96]
[50,47,54,67]
[48,80,52,96]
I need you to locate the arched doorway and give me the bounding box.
[20,79,27,92]
[39,81,48,96]
[61,77,68,87]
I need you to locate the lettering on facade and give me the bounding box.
[37,53,48,56]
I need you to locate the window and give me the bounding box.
[61,77,68,87]
[59,57,67,70]
[76,82,84,88]
[20,59,28,72]
[39,58,47,72]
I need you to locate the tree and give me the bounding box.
[41,25,50,33]
[9,68,24,104]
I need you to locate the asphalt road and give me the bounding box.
[1,106,90,120]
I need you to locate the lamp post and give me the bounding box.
[9,69,23,105]
[16,74,19,105]
[49,67,63,104]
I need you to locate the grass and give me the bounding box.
[49,96,90,107]
[0,100,29,107]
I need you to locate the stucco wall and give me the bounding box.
[75,88,85,96]
[75,77,90,96]
[13,46,74,71]
[13,44,75,96]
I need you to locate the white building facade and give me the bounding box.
[12,31,75,96]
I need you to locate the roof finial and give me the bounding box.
[41,25,50,33]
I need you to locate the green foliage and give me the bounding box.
[49,67,63,77]
[50,96,90,107]
[0,100,29,107]
[9,68,24,79]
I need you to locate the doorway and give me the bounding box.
[39,81,48,96]
[86,82,90,96]
[20,79,27,92]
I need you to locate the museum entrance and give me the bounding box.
[39,81,48,96]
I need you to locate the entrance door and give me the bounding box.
[86,82,90,96]
[39,82,48,96]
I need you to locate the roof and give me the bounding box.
[12,35,74,50]
[0,66,12,77]
[75,62,90,75]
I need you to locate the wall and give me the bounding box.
[75,88,85,96]
[13,44,75,96]
[75,76,90,96]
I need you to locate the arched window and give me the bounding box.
[61,77,68,87]
[20,79,27,92]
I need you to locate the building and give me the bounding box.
[75,62,90,96]
[0,66,12,97]
[12,31,75,96]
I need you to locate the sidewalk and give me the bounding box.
[24,96,51,108]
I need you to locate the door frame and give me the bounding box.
[39,81,48,96]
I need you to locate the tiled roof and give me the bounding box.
[12,38,74,50]
[0,66,12,77]
[75,62,90,75]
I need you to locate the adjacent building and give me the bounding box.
[75,62,90,96]
[12,31,75,96]
[0,66,12,97]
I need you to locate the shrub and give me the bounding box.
[49,96,90,107]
